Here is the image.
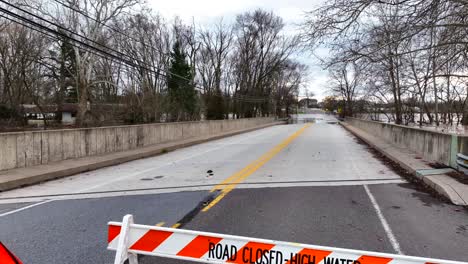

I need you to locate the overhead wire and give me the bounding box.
[0,3,271,103]
[0,11,267,103]
[49,0,172,58]
[1,1,180,79]
[44,0,273,103]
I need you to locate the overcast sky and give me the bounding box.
[148,0,329,100]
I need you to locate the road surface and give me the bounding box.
[0,113,467,264]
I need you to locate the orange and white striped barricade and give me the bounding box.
[108,214,467,264]
[0,242,23,264]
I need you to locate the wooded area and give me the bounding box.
[0,0,306,129]
[302,0,468,126]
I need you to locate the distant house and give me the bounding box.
[298,98,318,108]
[22,103,78,124]
[22,104,54,121]
[22,103,128,126]
[60,104,78,124]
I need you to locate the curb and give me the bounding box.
[0,121,285,192]
[340,122,468,206]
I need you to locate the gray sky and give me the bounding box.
[148,0,329,101]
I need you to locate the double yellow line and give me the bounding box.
[201,123,312,212]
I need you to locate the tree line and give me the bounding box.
[0,0,306,128]
[302,0,468,126]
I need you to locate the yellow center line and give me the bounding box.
[202,123,312,212]
[172,223,181,228]
[210,124,311,192]
[209,158,262,192]
[155,222,165,227]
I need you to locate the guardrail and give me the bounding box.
[457,153,468,174]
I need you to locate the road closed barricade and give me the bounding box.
[108,215,467,264]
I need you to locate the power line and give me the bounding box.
[47,1,273,103]
[49,0,171,57]
[0,10,267,103]
[0,5,270,103]
[41,2,273,103]
[1,0,169,77]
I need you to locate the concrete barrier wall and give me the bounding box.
[346,118,458,167]
[0,118,276,171]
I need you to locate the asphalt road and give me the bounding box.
[1,113,467,264]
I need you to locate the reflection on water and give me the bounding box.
[357,113,468,135]
[289,112,338,124]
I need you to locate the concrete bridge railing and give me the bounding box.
[0,117,276,171]
[345,117,468,169]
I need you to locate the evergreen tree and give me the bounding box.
[59,35,77,103]
[167,41,197,121]
[206,88,224,120]
[52,31,77,122]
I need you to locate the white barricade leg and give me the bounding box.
[114,214,138,264]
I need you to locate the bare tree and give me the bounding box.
[197,20,233,119]
[0,21,50,126]
[302,0,468,126]
[0,2,304,129]
[115,12,170,123]
[272,60,306,117]
[233,9,300,118]
[328,61,362,117]
[25,0,141,126]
